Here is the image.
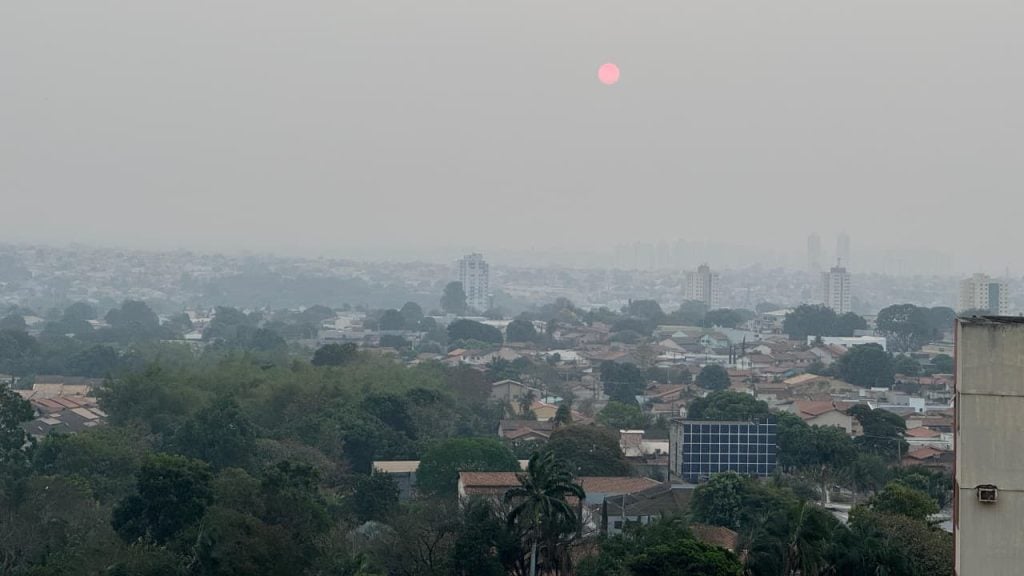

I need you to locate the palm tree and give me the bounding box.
[504,452,585,576]
[519,389,537,417]
[744,502,836,575]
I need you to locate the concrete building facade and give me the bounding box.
[807,233,822,273]
[955,317,1024,574]
[684,264,721,310]
[821,264,852,315]
[958,273,1009,315]
[836,232,850,268]
[457,253,491,312]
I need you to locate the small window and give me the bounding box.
[614,521,623,529]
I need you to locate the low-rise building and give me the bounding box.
[669,417,778,483]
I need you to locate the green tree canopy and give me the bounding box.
[0,314,26,332]
[687,391,770,421]
[690,471,749,529]
[835,312,868,336]
[172,397,257,470]
[848,404,907,459]
[506,319,539,343]
[597,401,648,430]
[892,354,921,376]
[399,301,424,325]
[930,354,953,374]
[546,425,631,476]
[696,364,731,391]
[579,517,743,576]
[623,300,666,323]
[378,309,406,331]
[112,453,214,544]
[876,304,932,352]
[447,319,503,345]
[505,451,586,576]
[666,300,708,326]
[417,437,520,496]
[783,306,869,341]
[64,301,99,323]
[311,342,359,366]
[835,344,894,387]
[704,308,745,329]
[783,305,838,341]
[106,300,160,331]
[600,361,647,404]
[350,471,400,523]
[868,481,939,522]
[441,281,468,315]
[1,385,34,468]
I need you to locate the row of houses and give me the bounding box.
[12,376,108,438]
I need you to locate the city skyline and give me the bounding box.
[4,0,1024,273]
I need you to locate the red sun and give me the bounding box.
[598,62,620,85]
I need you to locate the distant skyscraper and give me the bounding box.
[959,273,1009,315]
[807,234,822,272]
[458,253,490,312]
[837,232,850,267]
[821,264,852,314]
[684,264,721,310]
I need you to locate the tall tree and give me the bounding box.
[172,397,257,470]
[782,305,839,341]
[600,361,647,404]
[447,319,503,345]
[696,364,731,391]
[441,282,469,315]
[687,391,770,421]
[505,452,586,576]
[597,402,647,430]
[835,312,868,336]
[378,309,406,331]
[704,309,744,329]
[350,471,400,523]
[867,481,939,522]
[0,314,26,332]
[876,304,932,352]
[112,453,214,544]
[0,386,34,471]
[835,344,894,387]
[399,301,425,325]
[507,319,539,343]
[744,501,837,576]
[623,300,666,324]
[417,437,520,496]
[546,425,630,476]
[311,342,359,366]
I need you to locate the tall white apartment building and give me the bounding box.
[958,273,1009,315]
[684,264,721,310]
[821,264,851,315]
[457,253,490,312]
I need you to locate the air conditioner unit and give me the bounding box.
[977,485,998,504]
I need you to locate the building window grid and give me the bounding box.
[679,421,777,482]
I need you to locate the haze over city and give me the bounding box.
[3,0,1024,274]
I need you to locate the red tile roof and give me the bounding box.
[793,400,839,418]
[905,446,947,460]
[458,472,659,498]
[690,523,740,551]
[906,427,941,438]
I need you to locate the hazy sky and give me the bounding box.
[2,0,1023,271]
